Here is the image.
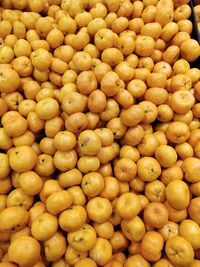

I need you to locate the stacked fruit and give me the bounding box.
[194,4,200,33]
[0,0,200,266]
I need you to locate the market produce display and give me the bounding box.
[0,0,200,266]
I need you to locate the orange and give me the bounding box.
[141,22,162,39]
[74,258,97,267]
[188,197,200,225]
[170,73,192,92]
[30,48,52,71]
[100,176,119,200]
[87,197,112,223]
[124,254,150,267]
[118,35,135,56]
[46,28,64,49]
[100,71,121,97]
[82,172,104,197]
[67,224,97,252]
[165,200,187,223]
[104,260,123,267]
[19,171,43,196]
[40,179,63,202]
[145,180,166,202]
[94,28,115,51]
[78,130,101,156]
[93,221,114,239]
[114,158,137,182]
[179,219,200,249]
[139,101,158,124]
[72,51,92,71]
[0,206,28,232]
[89,238,112,266]
[59,205,87,232]
[165,236,194,266]
[9,145,37,173]
[61,91,86,115]
[111,17,129,34]
[190,260,200,267]
[147,72,167,88]
[163,45,180,65]
[138,132,157,155]
[180,39,200,62]
[67,186,86,206]
[7,188,34,210]
[141,231,164,262]
[28,201,46,227]
[155,2,174,27]
[101,47,124,67]
[120,105,145,127]
[166,180,190,210]
[175,142,194,160]
[135,36,155,56]
[0,99,8,118]
[31,213,58,241]
[0,67,20,93]
[109,230,129,253]
[143,202,169,228]
[155,145,177,168]
[144,87,168,105]
[35,97,59,120]
[142,5,157,23]
[121,216,145,242]
[64,245,87,266]
[94,128,114,146]
[166,121,190,144]
[77,71,97,95]
[46,190,73,215]
[159,221,179,241]
[0,153,10,180]
[182,157,200,183]
[58,168,82,187]
[116,192,141,220]
[78,156,100,173]
[161,22,179,41]
[137,157,161,182]
[8,235,40,266]
[115,61,135,82]
[153,259,175,267]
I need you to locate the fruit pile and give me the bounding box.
[194,4,200,33]
[0,0,200,266]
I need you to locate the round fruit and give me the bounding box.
[0,67,20,93]
[165,236,194,266]
[8,236,40,266]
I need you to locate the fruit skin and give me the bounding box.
[121,216,146,242]
[182,157,200,183]
[0,67,20,93]
[0,207,28,232]
[78,130,102,156]
[165,236,194,266]
[116,192,141,220]
[8,235,41,266]
[166,180,190,210]
[180,39,200,62]
[89,237,112,266]
[67,224,97,252]
[0,1,200,265]
[9,145,37,173]
[179,219,200,249]
[143,202,169,229]
[31,213,58,241]
[140,231,164,262]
